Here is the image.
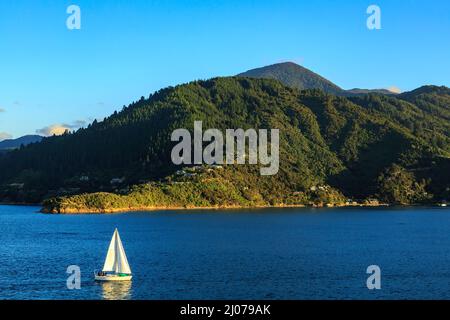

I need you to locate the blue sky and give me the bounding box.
[0,0,449,139]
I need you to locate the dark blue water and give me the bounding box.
[1,205,450,300]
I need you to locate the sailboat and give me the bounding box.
[95,228,132,281]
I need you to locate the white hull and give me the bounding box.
[95,274,132,282]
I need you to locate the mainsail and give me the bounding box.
[102,228,132,274]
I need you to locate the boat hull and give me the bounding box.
[95,274,132,281]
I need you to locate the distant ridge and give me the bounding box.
[238,62,399,96]
[0,135,43,151]
[399,85,450,99]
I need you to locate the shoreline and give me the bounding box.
[40,202,390,214]
[2,201,447,214]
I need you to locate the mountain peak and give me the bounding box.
[238,62,343,95]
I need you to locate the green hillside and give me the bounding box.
[0,77,449,212]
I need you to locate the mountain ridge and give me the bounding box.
[0,77,449,210]
[0,64,448,211]
[238,62,402,96]
[0,135,43,151]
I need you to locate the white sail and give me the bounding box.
[102,230,117,272]
[102,229,132,274]
[114,230,132,274]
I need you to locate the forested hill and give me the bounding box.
[0,77,449,208]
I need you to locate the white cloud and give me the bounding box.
[36,124,71,136]
[0,108,5,112]
[0,132,12,141]
[36,120,88,137]
[387,86,402,94]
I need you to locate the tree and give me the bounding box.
[377,164,430,204]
